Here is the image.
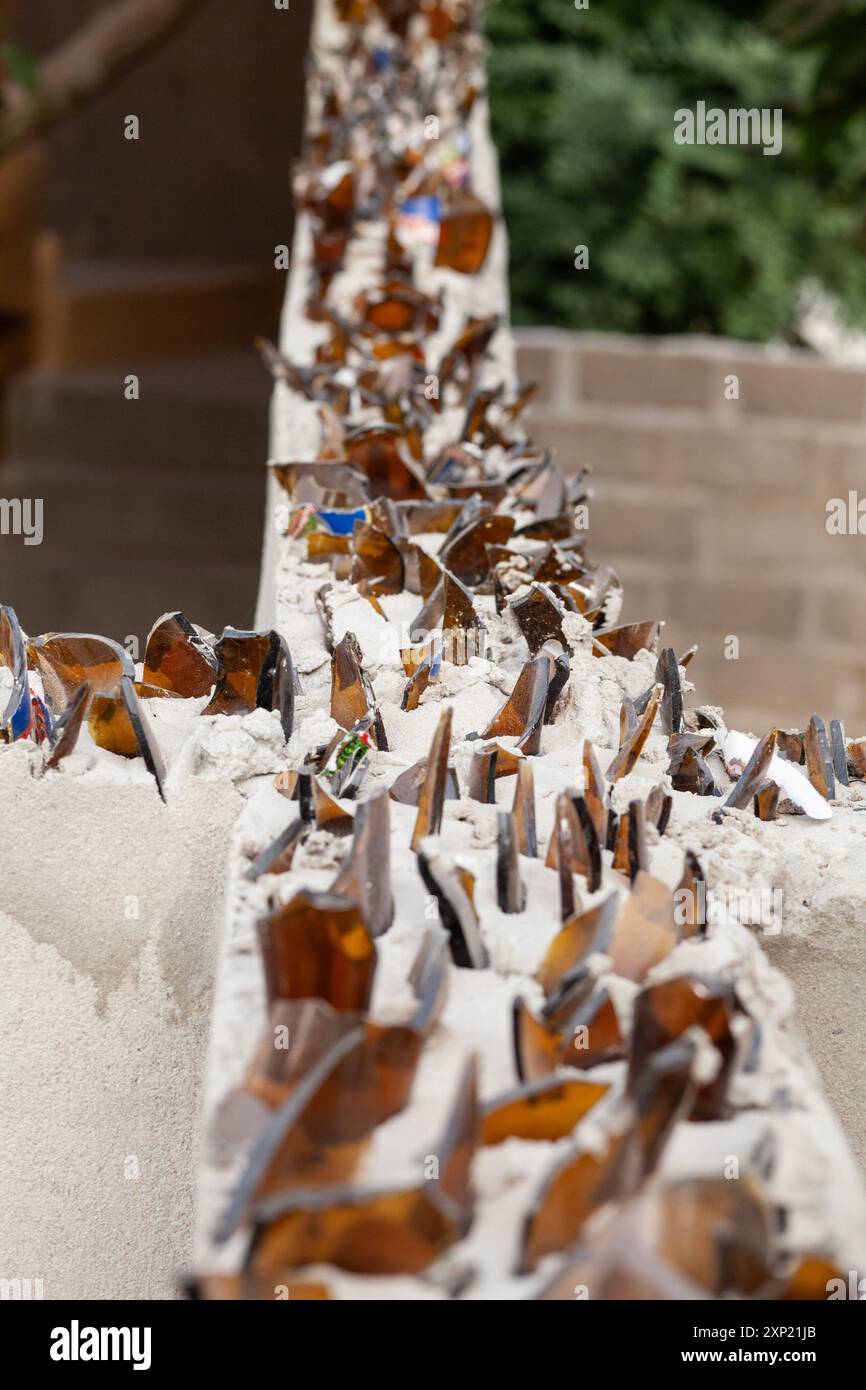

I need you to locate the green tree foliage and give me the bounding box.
[485,0,866,340]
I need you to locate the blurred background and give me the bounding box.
[2,0,866,732]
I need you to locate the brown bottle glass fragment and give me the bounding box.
[204,628,295,740]
[245,1059,478,1278]
[675,850,706,940]
[345,423,427,500]
[246,820,308,881]
[435,189,494,274]
[350,521,405,595]
[411,706,453,851]
[88,675,166,800]
[330,632,387,748]
[562,989,626,1072]
[804,714,835,799]
[440,513,515,587]
[390,755,459,807]
[612,800,649,882]
[216,1029,377,1239]
[775,729,805,764]
[45,682,89,769]
[593,620,661,660]
[143,612,218,698]
[670,745,716,796]
[607,872,678,983]
[257,888,376,1012]
[645,784,673,835]
[29,632,134,714]
[481,1076,609,1146]
[331,790,394,938]
[537,896,620,996]
[312,777,355,836]
[270,460,369,509]
[829,719,849,787]
[656,647,683,734]
[725,730,778,810]
[511,583,569,658]
[512,759,538,857]
[754,782,780,821]
[401,654,436,711]
[482,656,550,755]
[653,1178,773,1297]
[417,846,488,969]
[496,811,526,913]
[607,685,661,782]
[467,745,498,803]
[628,976,736,1121]
[581,741,608,845]
[188,1274,331,1301]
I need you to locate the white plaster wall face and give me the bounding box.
[0,770,244,1299]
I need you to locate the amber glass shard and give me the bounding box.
[754,781,780,821]
[438,314,499,381]
[246,820,308,881]
[593,620,661,660]
[417,846,488,969]
[511,584,568,658]
[775,729,805,764]
[645,784,673,835]
[804,714,835,799]
[390,755,459,807]
[349,521,405,595]
[411,707,453,851]
[246,1060,479,1277]
[675,850,706,940]
[652,1178,772,1297]
[512,760,538,857]
[656,647,683,734]
[670,745,716,796]
[345,423,426,500]
[401,651,438,711]
[435,189,494,274]
[517,1135,630,1274]
[619,697,637,745]
[581,741,608,845]
[440,514,515,587]
[607,686,661,782]
[204,628,294,740]
[331,791,393,938]
[537,896,619,996]
[612,801,648,882]
[725,730,778,809]
[330,632,387,748]
[773,1258,848,1301]
[482,1076,609,1146]
[518,1038,696,1272]
[496,811,526,913]
[482,656,550,756]
[406,543,442,602]
[312,777,355,836]
[29,632,134,714]
[143,612,217,697]
[88,675,166,801]
[411,569,485,666]
[217,1028,378,1239]
[270,460,369,509]
[849,740,866,779]
[561,990,626,1073]
[400,499,464,535]
[45,682,89,769]
[512,997,563,1082]
[829,719,849,787]
[607,873,678,983]
[257,888,376,1012]
[467,745,498,803]
[628,976,736,1121]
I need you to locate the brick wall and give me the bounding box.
[517,329,866,736]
